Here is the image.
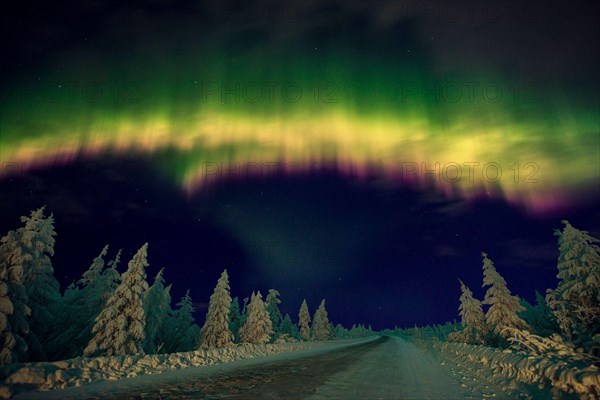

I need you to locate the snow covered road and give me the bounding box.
[16,336,487,399]
[307,336,467,399]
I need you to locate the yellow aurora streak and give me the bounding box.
[1,106,597,214]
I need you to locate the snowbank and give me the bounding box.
[435,341,600,399]
[0,341,314,399]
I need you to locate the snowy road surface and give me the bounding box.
[18,336,479,399]
[306,336,466,400]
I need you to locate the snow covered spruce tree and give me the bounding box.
[46,245,118,360]
[0,256,13,364]
[278,313,300,341]
[19,207,60,361]
[164,290,200,353]
[0,226,31,363]
[333,324,350,339]
[481,252,529,343]
[0,206,59,361]
[229,296,244,343]
[200,269,233,348]
[298,299,311,340]
[143,268,172,354]
[312,299,333,341]
[458,279,486,344]
[519,290,559,337]
[84,243,150,357]
[350,324,370,338]
[546,221,600,353]
[79,245,109,287]
[239,291,273,344]
[265,289,283,339]
[100,249,122,300]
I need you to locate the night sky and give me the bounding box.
[1,0,599,330]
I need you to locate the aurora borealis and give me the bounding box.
[1,1,598,215]
[1,0,599,328]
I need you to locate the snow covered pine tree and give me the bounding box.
[481,252,529,342]
[19,207,60,361]
[458,279,486,344]
[143,268,172,354]
[0,206,58,362]
[265,289,283,339]
[239,291,273,344]
[228,296,244,343]
[0,223,31,363]
[546,221,600,354]
[164,290,200,353]
[298,299,311,340]
[312,299,333,341]
[200,269,233,348]
[84,243,150,356]
[46,245,117,360]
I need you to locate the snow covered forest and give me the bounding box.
[0,206,373,367]
[1,207,599,398]
[382,220,600,398]
[447,220,599,358]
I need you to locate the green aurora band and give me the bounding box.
[1,45,598,214]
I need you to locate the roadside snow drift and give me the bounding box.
[0,341,314,399]
[436,341,600,399]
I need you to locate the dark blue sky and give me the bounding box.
[1,156,598,330]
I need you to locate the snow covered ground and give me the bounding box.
[2,338,376,399]
[306,335,468,399]
[433,341,600,399]
[5,335,596,399]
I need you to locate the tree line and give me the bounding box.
[0,207,373,364]
[451,221,599,356]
